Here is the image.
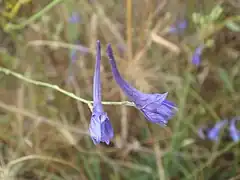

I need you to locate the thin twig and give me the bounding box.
[6,155,79,172]
[126,0,133,61]
[151,32,181,54]
[0,101,88,135]
[153,143,166,180]
[4,0,65,31]
[0,67,135,107]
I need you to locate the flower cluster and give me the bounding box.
[89,41,177,145]
[168,20,206,67]
[198,117,240,142]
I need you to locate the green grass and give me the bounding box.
[0,0,240,179]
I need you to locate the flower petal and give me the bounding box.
[89,41,114,145]
[207,120,228,141]
[107,44,177,126]
[229,117,240,142]
[192,46,203,66]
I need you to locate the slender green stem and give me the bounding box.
[185,142,236,180]
[0,67,134,107]
[4,0,65,32]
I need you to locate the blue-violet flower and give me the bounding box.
[168,20,187,33]
[68,12,81,24]
[89,41,114,145]
[229,117,240,142]
[207,120,228,141]
[106,44,177,126]
[192,45,204,66]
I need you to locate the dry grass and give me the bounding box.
[0,0,240,179]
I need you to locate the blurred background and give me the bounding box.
[0,0,240,179]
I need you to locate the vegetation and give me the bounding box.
[0,0,239,179]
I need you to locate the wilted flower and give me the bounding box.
[168,20,187,33]
[89,41,114,145]
[106,44,177,126]
[229,117,240,142]
[192,45,204,66]
[207,120,228,141]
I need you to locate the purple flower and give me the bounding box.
[192,46,204,66]
[207,120,228,141]
[106,44,177,126]
[168,20,187,33]
[89,41,114,145]
[68,12,80,23]
[117,43,126,58]
[70,49,77,62]
[69,41,90,62]
[229,117,240,142]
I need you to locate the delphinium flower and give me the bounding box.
[206,120,228,141]
[192,45,204,66]
[68,12,81,24]
[168,20,187,34]
[229,117,240,142]
[89,41,114,145]
[106,44,177,126]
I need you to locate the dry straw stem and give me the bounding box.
[27,40,124,66]
[126,0,133,61]
[69,78,89,129]
[93,1,125,45]
[151,32,181,54]
[27,40,90,53]
[0,100,88,136]
[3,154,80,175]
[147,3,181,55]
[16,81,25,143]
[185,142,236,180]
[153,142,166,180]
[121,0,132,146]
[98,152,153,174]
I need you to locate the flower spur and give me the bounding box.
[106,44,177,126]
[89,41,114,145]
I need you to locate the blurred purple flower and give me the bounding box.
[192,45,204,66]
[207,120,228,141]
[69,42,90,62]
[117,43,126,58]
[70,49,77,63]
[229,117,240,142]
[89,41,114,145]
[168,20,187,33]
[198,126,206,139]
[106,44,177,126]
[68,12,80,23]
